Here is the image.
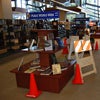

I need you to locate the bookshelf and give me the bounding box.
[0,19,7,54]
[0,19,33,55]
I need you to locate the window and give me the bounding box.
[22,0,26,8]
[16,0,21,7]
[11,1,15,7]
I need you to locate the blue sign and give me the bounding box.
[26,10,59,20]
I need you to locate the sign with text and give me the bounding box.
[27,10,59,20]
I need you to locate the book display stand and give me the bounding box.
[10,29,75,93]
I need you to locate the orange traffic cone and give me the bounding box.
[26,73,42,98]
[72,63,84,84]
[62,38,69,54]
[95,41,99,50]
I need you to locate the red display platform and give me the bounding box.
[10,61,75,93]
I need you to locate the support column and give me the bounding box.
[59,10,66,21]
[0,0,12,19]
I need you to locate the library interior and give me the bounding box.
[0,0,100,100]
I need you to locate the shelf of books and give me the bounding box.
[0,19,35,55]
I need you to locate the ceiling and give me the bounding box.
[35,0,73,5]
[35,0,67,3]
[34,0,100,20]
[12,0,100,20]
[34,0,81,13]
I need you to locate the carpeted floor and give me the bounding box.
[0,41,100,100]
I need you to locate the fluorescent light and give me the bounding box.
[56,6,79,14]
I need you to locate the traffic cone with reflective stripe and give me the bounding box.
[26,73,42,98]
[72,63,84,84]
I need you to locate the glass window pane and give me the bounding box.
[22,0,26,8]
[16,0,21,7]
[11,1,15,7]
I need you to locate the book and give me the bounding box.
[24,67,36,73]
[52,64,61,75]
[40,68,52,75]
[61,66,68,71]
[50,54,57,64]
[38,36,45,49]
[37,66,50,71]
[30,65,41,69]
[44,40,53,51]
[56,37,64,47]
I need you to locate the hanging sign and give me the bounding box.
[26,10,59,20]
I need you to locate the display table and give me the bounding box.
[10,60,75,93]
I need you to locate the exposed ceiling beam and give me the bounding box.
[51,0,81,12]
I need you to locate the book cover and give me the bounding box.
[44,40,53,51]
[50,54,57,64]
[56,37,64,47]
[52,64,61,75]
[38,36,45,49]
[30,65,41,69]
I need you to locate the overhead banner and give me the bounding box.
[26,10,59,20]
